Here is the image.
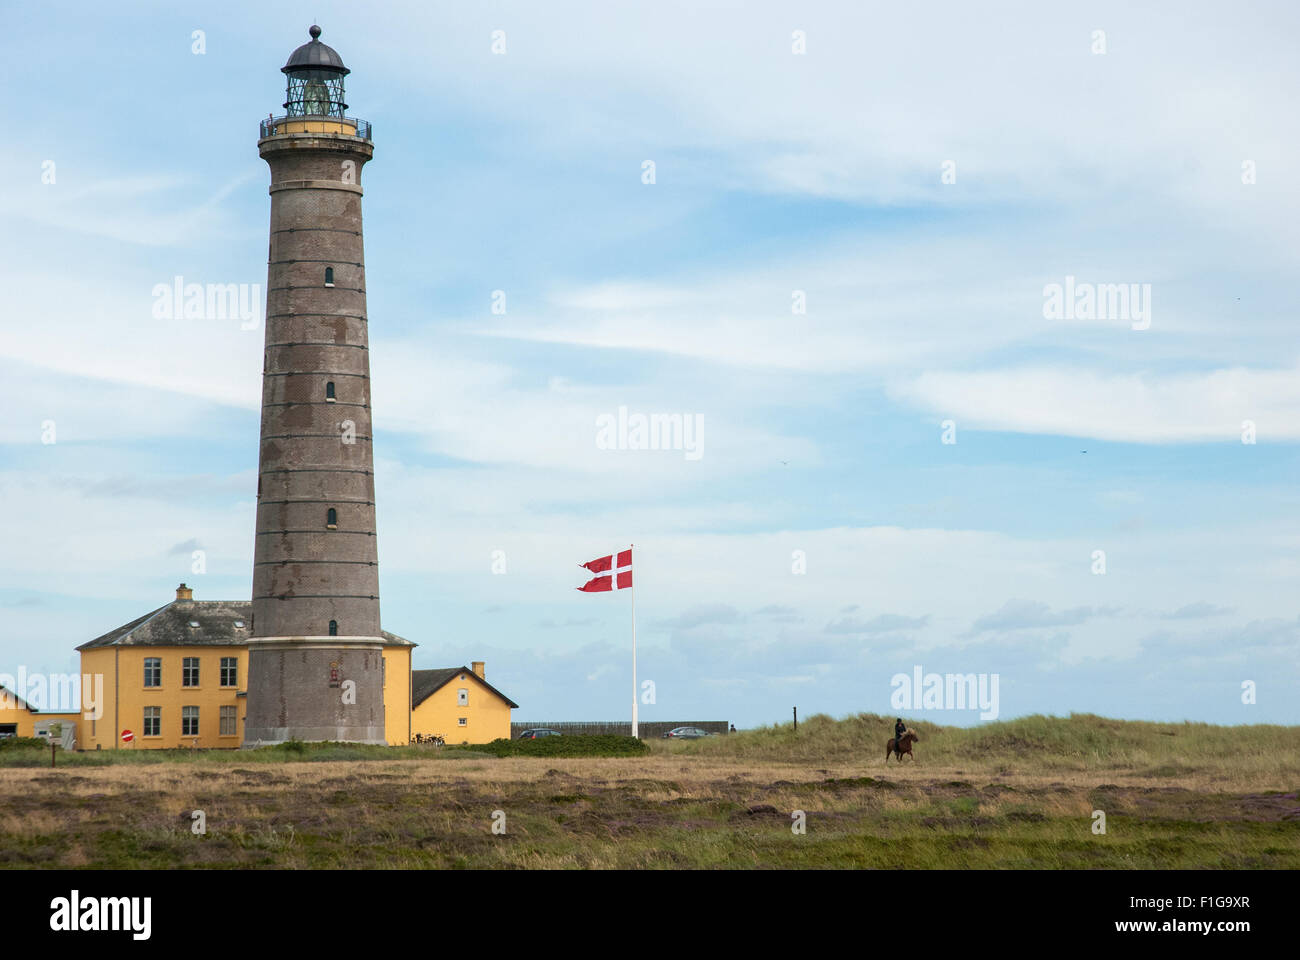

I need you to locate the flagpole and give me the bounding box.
[630,543,638,740]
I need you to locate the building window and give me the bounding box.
[220,657,237,687]
[328,620,338,636]
[458,718,467,727]
[324,266,335,286]
[325,381,336,401]
[143,657,161,687]
[143,707,160,737]
[457,688,468,706]
[220,706,237,736]
[182,706,199,737]
[182,657,199,687]
[327,508,337,528]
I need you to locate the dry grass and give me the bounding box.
[2,714,1296,869]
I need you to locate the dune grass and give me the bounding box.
[1,714,1295,868]
[664,712,1299,787]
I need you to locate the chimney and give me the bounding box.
[471,661,485,679]
[176,583,193,601]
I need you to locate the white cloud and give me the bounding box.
[888,363,1300,443]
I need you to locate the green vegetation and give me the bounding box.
[0,733,649,768]
[0,738,417,768]
[1,712,1294,775]
[450,735,649,758]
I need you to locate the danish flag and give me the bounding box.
[577,547,632,592]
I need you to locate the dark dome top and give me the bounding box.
[282,25,349,76]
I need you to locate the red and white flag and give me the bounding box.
[576,546,639,737]
[577,548,632,592]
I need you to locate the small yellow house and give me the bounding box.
[411,662,518,744]
[0,684,31,738]
[0,684,79,742]
[0,684,39,739]
[75,584,414,749]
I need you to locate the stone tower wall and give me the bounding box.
[245,129,386,746]
[251,134,379,641]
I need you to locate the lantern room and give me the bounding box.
[284,25,348,116]
[261,26,371,140]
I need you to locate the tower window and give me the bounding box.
[325,381,336,402]
[324,267,335,286]
[327,507,338,528]
[328,620,338,636]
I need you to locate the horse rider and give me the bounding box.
[894,717,907,755]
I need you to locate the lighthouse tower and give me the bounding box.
[244,26,385,745]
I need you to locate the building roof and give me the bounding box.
[412,667,519,710]
[0,683,38,713]
[77,601,249,650]
[283,25,350,76]
[77,598,415,651]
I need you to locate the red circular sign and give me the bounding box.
[121,730,134,742]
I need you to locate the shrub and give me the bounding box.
[450,735,650,758]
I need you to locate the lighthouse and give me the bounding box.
[244,26,386,745]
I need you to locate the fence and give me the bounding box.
[259,116,373,140]
[511,720,731,740]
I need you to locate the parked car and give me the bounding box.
[517,728,562,740]
[662,726,711,739]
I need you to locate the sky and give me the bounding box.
[1,1,1297,728]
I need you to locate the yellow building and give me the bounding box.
[411,662,518,745]
[0,684,80,742]
[75,584,415,749]
[0,684,41,739]
[0,684,35,738]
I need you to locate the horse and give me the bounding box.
[886,729,918,762]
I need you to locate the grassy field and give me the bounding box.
[1,713,1296,868]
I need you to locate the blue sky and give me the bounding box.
[1,1,1297,728]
